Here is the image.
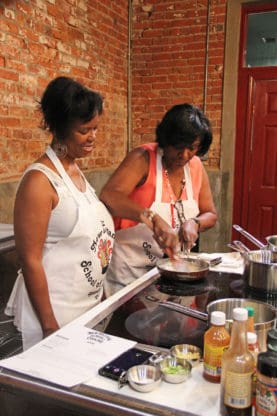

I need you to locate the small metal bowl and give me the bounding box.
[170,344,202,367]
[127,364,162,392]
[159,356,192,384]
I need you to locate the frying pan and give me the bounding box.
[156,257,209,281]
[159,298,276,352]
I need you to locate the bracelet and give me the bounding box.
[142,208,157,222]
[191,217,200,232]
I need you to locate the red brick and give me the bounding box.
[0,0,228,182]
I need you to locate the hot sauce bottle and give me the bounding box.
[246,306,255,333]
[220,307,255,416]
[203,311,230,383]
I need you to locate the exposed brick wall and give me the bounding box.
[131,0,227,169]
[0,0,227,187]
[0,0,128,182]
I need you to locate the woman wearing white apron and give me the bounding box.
[101,104,217,296]
[5,77,114,350]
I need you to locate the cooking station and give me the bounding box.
[0,256,275,416]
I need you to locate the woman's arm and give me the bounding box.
[100,147,150,221]
[100,148,179,256]
[181,164,217,248]
[14,170,60,337]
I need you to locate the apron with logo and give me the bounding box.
[6,146,114,349]
[104,148,199,296]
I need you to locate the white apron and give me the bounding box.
[6,147,114,350]
[104,148,199,296]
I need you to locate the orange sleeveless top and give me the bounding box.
[114,142,202,230]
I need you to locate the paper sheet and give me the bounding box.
[0,325,136,387]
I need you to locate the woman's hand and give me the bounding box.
[180,219,199,251]
[43,324,60,339]
[151,214,180,258]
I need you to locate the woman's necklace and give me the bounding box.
[162,160,186,202]
[162,158,186,228]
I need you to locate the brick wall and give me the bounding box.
[0,0,128,183]
[131,0,227,169]
[0,0,228,184]
[0,0,230,247]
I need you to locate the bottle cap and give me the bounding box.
[210,311,226,325]
[246,306,254,317]
[233,307,248,321]
[257,351,277,378]
[247,332,257,344]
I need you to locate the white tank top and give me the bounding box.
[25,163,98,242]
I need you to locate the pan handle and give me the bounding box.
[233,225,266,249]
[159,300,209,322]
[232,240,250,253]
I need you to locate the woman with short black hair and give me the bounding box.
[6,76,114,350]
[100,103,217,296]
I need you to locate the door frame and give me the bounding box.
[219,0,276,247]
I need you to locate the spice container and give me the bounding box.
[256,351,277,416]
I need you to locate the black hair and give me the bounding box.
[156,103,212,156]
[39,76,103,141]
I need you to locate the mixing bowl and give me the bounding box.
[159,355,192,383]
[127,364,162,392]
[170,344,202,367]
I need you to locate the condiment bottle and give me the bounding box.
[247,332,259,365]
[220,307,255,416]
[203,311,230,383]
[247,332,260,410]
[256,351,277,416]
[246,306,255,333]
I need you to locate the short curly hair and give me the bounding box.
[156,103,212,156]
[39,76,103,141]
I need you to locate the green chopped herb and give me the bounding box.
[162,365,187,375]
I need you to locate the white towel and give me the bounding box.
[196,252,245,274]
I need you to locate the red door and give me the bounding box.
[232,3,277,247]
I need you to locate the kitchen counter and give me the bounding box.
[0,263,271,416]
[0,356,220,416]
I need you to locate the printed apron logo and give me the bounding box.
[97,239,113,274]
[142,241,157,262]
[90,220,114,274]
[80,260,101,288]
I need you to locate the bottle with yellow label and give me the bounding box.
[220,307,255,416]
[203,311,230,383]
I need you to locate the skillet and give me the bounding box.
[156,257,209,281]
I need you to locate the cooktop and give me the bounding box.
[105,270,275,350]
